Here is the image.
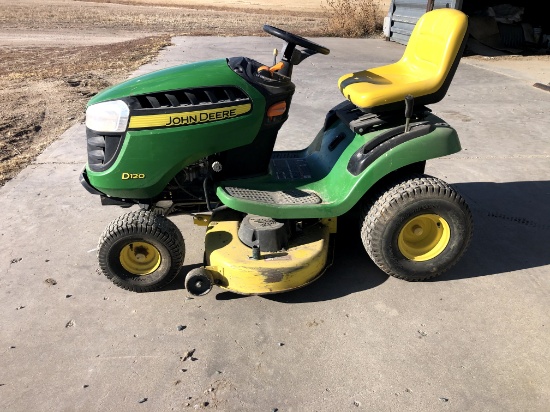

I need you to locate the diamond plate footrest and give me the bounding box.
[223,187,322,205]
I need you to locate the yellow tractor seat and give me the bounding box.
[338,8,469,113]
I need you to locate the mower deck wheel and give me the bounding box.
[98,210,185,292]
[185,268,214,296]
[361,174,473,281]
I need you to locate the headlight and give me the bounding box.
[86,100,130,133]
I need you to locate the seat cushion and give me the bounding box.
[338,9,468,111]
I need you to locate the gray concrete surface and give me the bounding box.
[1,36,549,411]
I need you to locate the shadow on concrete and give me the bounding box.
[270,180,550,301]
[436,180,550,281]
[212,210,387,302]
[168,180,550,299]
[161,263,202,292]
[215,291,249,301]
[261,210,388,303]
[262,180,550,301]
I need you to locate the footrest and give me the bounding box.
[223,187,322,205]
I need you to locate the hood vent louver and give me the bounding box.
[132,86,249,110]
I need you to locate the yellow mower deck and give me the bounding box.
[202,213,335,295]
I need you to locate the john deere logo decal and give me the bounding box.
[128,103,251,130]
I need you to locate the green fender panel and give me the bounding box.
[216,114,462,218]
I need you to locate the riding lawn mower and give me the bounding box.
[80,8,473,296]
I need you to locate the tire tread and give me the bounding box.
[98,210,185,292]
[361,174,473,281]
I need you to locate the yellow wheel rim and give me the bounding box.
[397,214,450,261]
[119,241,161,275]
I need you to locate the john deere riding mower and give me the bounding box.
[81,9,473,296]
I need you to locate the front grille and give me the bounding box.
[86,129,124,172]
[132,86,249,110]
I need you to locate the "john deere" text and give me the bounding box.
[165,108,238,126]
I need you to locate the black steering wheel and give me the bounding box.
[263,25,330,55]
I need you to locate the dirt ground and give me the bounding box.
[0,0,548,186]
[0,35,173,184]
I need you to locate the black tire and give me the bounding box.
[98,210,185,292]
[361,174,473,281]
[185,268,214,296]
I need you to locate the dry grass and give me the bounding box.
[0,1,326,36]
[74,0,325,16]
[322,0,383,37]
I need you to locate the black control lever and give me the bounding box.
[404,94,414,132]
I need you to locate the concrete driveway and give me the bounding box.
[1,36,549,411]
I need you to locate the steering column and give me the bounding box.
[262,25,330,78]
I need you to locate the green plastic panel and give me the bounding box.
[86,60,267,199]
[217,114,462,218]
[88,59,257,105]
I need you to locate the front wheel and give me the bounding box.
[361,175,473,281]
[98,210,185,292]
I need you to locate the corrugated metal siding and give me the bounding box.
[388,0,463,44]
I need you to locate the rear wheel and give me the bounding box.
[361,175,473,281]
[98,210,185,292]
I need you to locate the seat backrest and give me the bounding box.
[337,8,468,112]
[402,8,469,105]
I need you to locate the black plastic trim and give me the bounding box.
[100,196,134,207]
[80,168,135,207]
[327,99,431,135]
[86,129,125,173]
[328,133,346,151]
[79,168,104,196]
[227,57,295,104]
[128,96,251,117]
[323,100,355,132]
[347,122,434,176]
[217,57,296,179]
[128,86,249,110]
